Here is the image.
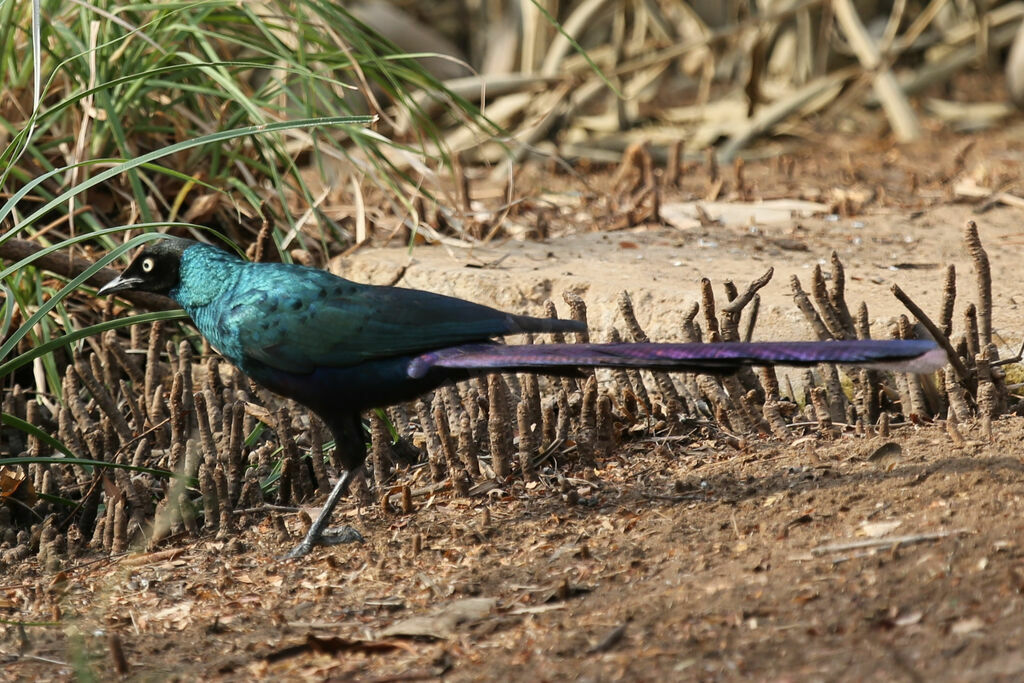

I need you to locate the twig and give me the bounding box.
[891,283,967,383]
[811,529,969,555]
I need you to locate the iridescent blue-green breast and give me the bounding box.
[169,243,250,364]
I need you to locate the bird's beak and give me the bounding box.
[97,273,143,296]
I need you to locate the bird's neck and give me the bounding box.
[170,244,241,311]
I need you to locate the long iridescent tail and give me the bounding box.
[407,339,945,378]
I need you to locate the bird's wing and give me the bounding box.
[222,265,576,373]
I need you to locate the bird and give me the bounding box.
[98,237,945,557]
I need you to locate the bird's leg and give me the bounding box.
[284,410,368,559]
[284,467,362,558]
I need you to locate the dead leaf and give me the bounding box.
[242,402,276,427]
[0,466,35,503]
[182,192,224,223]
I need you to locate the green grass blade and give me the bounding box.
[0,414,75,458]
[0,282,12,340]
[0,309,188,380]
[0,454,182,483]
[0,115,373,235]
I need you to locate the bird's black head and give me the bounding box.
[98,238,191,297]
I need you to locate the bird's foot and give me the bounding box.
[320,525,365,546]
[282,467,361,559]
[283,524,364,559]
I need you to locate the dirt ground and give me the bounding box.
[5,125,1024,680]
[6,420,1024,681]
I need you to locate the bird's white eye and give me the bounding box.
[141,258,155,273]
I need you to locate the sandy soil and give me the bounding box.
[4,127,1024,681]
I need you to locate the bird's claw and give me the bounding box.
[320,526,365,546]
[283,542,313,560]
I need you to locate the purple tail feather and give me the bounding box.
[407,339,945,379]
